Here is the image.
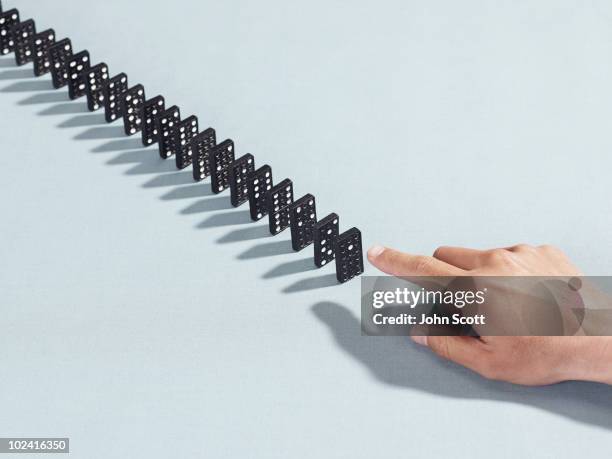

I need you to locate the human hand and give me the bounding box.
[367,244,612,386]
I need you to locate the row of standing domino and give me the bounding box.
[0,3,365,283]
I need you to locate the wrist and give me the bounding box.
[561,337,612,384]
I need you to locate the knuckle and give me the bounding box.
[413,255,433,274]
[486,249,512,264]
[430,336,452,360]
[383,250,397,264]
[384,250,410,275]
[387,251,405,269]
[511,243,534,252]
[539,244,562,255]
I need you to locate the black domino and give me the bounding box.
[313,213,339,267]
[66,50,90,100]
[289,194,317,251]
[247,165,272,221]
[189,128,216,181]
[141,95,165,146]
[16,27,53,67]
[29,29,56,76]
[156,106,181,159]
[7,18,35,59]
[48,38,72,88]
[103,73,128,123]
[84,63,109,111]
[210,139,235,193]
[229,153,255,207]
[0,9,21,55]
[0,9,19,55]
[334,227,364,283]
[174,116,199,169]
[266,179,293,235]
[121,85,145,135]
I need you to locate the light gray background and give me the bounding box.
[1,0,612,457]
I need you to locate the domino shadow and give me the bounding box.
[38,102,87,116]
[312,301,612,431]
[107,148,159,171]
[197,210,251,229]
[262,257,318,279]
[81,120,206,183]
[0,57,16,68]
[181,196,233,214]
[92,137,144,153]
[0,68,34,80]
[237,239,293,259]
[106,149,145,165]
[283,274,337,293]
[216,225,270,244]
[18,92,67,105]
[60,114,108,130]
[163,183,216,200]
[74,125,123,139]
[100,136,192,178]
[237,236,334,287]
[108,149,180,176]
[1,80,51,92]
[142,171,194,188]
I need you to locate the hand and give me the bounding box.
[367,244,612,386]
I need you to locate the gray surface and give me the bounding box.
[1,0,612,457]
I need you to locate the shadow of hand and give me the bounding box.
[312,301,612,431]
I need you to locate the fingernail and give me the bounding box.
[411,335,428,347]
[368,245,385,258]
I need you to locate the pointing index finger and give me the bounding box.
[367,246,465,277]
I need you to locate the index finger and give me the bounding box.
[367,246,465,277]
